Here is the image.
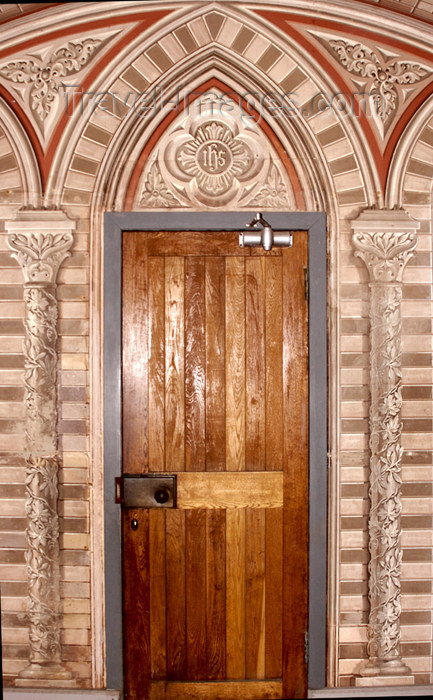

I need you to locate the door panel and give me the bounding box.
[121,231,308,700]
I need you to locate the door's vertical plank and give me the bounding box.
[205,257,225,471]
[148,256,165,472]
[226,508,246,679]
[165,257,185,471]
[265,257,283,471]
[246,258,265,471]
[206,509,226,680]
[122,233,148,473]
[166,510,187,679]
[282,235,309,699]
[149,509,166,679]
[265,508,283,679]
[185,257,205,472]
[123,508,150,698]
[226,257,245,472]
[246,508,266,679]
[186,509,207,679]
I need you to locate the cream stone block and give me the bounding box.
[69,233,89,251]
[89,108,121,134]
[339,626,368,643]
[401,496,433,513]
[3,659,28,674]
[133,55,162,82]
[411,141,433,162]
[60,534,89,549]
[404,204,432,220]
[0,300,25,316]
[61,353,88,370]
[404,268,432,283]
[401,595,433,610]
[267,54,297,83]
[2,627,28,643]
[0,596,27,612]
[401,563,433,578]
[61,629,90,645]
[1,435,25,450]
[60,370,87,386]
[292,80,317,107]
[215,17,242,46]
[188,17,212,46]
[340,367,368,384]
[62,598,91,614]
[401,657,432,673]
[61,435,89,451]
[61,203,91,220]
[59,337,88,353]
[402,336,433,352]
[0,337,24,352]
[59,500,89,517]
[75,137,106,162]
[339,596,368,611]
[402,466,433,480]
[62,566,90,582]
[340,498,368,515]
[65,170,95,192]
[0,138,14,157]
[0,499,26,515]
[62,613,91,629]
[404,174,433,191]
[401,530,433,547]
[61,404,89,419]
[0,564,27,579]
[340,531,367,548]
[61,581,90,598]
[340,300,368,317]
[334,170,365,192]
[0,170,21,188]
[340,434,368,450]
[322,139,354,162]
[401,626,432,641]
[339,659,363,675]
[67,661,92,679]
[402,368,433,383]
[159,34,187,62]
[414,233,433,250]
[59,301,89,318]
[402,434,433,450]
[0,402,24,418]
[0,269,23,283]
[340,563,365,579]
[0,467,25,483]
[341,467,367,482]
[340,336,368,351]
[340,401,368,417]
[243,34,269,63]
[402,402,433,417]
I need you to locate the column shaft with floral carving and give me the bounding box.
[352,209,418,681]
[6,211,76,685]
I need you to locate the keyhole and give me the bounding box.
[131,518,138,530]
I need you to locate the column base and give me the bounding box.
[355,675,415,687]
[358,657,413,678]
[16,661,76,687]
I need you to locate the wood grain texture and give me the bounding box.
[150,680,283,699]
[166,510,186,679]
[282,235,309,699]
[226,508,246,679]
[225,257,245,472]
[206,510,226,680]
[186,509,207,680]
[246,258,265,471]
[122,508,150,699]
[185,257,205,472]
[246,508,266,680]
[149,509,166,680]
[205,257,225,472]
[176,472,283,509]
[165,257,185,471]
[265,258,283,471]
[122,233,148,473]
[265,508,283,679]
[148,257,165,472]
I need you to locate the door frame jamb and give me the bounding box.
[103,211,327,692]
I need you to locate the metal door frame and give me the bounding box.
[103,211,327,692]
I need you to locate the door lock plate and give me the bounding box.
[115,474,176,508]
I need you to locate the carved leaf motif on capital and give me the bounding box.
[352,230,417,282]
[8,231,73,284]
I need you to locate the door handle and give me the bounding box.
[115,474,177,508]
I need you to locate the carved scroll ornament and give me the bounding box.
[352,209,419,682]
[6,211,76,686]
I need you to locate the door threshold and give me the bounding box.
[309,685,433,698]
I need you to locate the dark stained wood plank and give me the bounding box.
[265,258,283,471]
[149,509,166,680]
[205,257,225,472]
[225,257,245,472]
[265,508,283,679]
[148,256,165,472]
[122,508,150,698]
[246,508,266,679]
[282,234,309,699]
[206,509,226,680]
[122,232,148,474]
[226,508,246,679]
[246,257,265,471]
[185,257,205,472]
[166,510,187,680]
[186,509,207,679]
[165,257,185,471]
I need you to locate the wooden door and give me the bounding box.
[121,230,309,700]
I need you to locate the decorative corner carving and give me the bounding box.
[0,39,101,122]
[140,161,181,208]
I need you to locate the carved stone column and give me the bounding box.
[351,209,419,686]
[6,210,76,686]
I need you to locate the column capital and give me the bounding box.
[6,209,75,285]
[351,208,419,283]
